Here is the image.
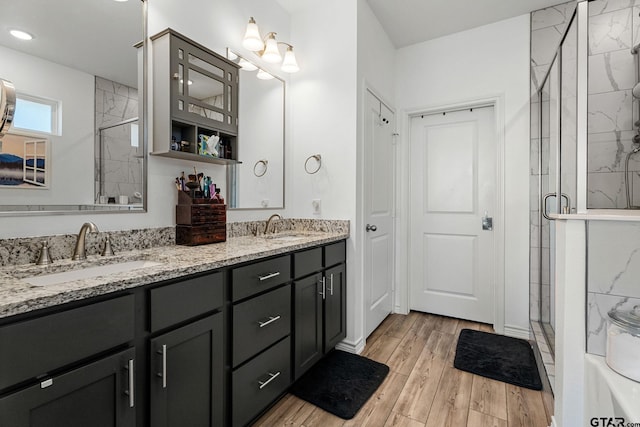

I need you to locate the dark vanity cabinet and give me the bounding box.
[230,255,292,427]
[0,295,136,427]
[150,28,240,165]
[0,239,346,427]
[293,241,347,380]
[148,272,225,427]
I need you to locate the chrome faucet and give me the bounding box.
[263,214,282,234]
[72,222,99,260]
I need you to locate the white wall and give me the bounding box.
[286,0,360,348]
[394,15,532,333]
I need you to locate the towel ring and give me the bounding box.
[304,154,322,174]
[253,159,268,177]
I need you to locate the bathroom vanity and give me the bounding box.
[0,231,347,427]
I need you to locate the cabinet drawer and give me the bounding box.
[232,337,291,427]
[232,255,291,302]
[233,285,291,367]
[293,247,322,279]
[324,240,346,267]
[150,272,223,332]
[0,295,134,391]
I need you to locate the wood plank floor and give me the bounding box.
[252,312,552,427]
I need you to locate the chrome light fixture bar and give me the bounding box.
[242,17,299,73]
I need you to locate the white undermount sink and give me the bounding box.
[261,232,309,242]
[266,235,306,242]
[23,260,163,287]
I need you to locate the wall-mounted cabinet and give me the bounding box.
[150,29,240,165]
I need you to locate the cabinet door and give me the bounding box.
[0,348,135,427]
[324,264,346,352]
[150,313,223,427]
[293,273,323,380]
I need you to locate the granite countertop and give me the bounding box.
[0,231,348,319]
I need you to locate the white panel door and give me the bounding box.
[364,90,395,338]
[409,107,496,323]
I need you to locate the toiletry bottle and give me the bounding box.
[215,188,224,204]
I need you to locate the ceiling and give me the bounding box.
[277,0,568,48]
[366,0,568,47]
[0,0,141,88]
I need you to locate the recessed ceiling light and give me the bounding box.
[113,0,129,2]
[9,29,33,41]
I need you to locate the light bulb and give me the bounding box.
[281,46,299,73]
[9,29,33,41]
[261,33,282,63]
[242,17,263,51]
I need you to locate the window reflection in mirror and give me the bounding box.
[226,49,285,209]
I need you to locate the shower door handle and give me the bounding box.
[543,193,571,220]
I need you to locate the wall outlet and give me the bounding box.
[261,199,269,208]
[312,199,321,215]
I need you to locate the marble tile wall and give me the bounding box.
[94,76,142,204]
[587,220,640,356]
[587,0,640,208]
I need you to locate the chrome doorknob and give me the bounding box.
[366,224,377,232]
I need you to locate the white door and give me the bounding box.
[409,107,496,323]
[364,90,395,337]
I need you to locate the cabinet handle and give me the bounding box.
[258,371,281,389]
[125,359,135,408]
[157,344,167,389]
[329,273,334,296]
[319,276,326,299]
[258,315,281,328]
[258,271,280,281]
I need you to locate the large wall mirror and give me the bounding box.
[0,0,145,214]
[227,50,285,209]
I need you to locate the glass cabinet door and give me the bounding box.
[171,36,238,135]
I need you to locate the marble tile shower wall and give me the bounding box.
[587,0,640,208]
[530,2,574,323]
[94,76,142,203]
[587,220,640,356]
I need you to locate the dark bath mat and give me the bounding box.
[453,328,542,390]
[289,350,389,420]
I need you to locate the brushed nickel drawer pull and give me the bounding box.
[258,271,281,281]
[319,276,326,299]
[258,371,281,389]
[125,359,135,408]
[258,315,281,328]
[329,273,334,296]
[156,344,167,388]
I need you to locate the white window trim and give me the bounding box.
[11,92,61,137]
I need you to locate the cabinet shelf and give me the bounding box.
[150,150,242,165]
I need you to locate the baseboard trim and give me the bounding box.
[335,337,365,355]
[503,325,531,340]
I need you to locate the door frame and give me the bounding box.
[397,95,505,335]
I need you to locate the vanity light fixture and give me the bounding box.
[9,29,33,41]
[242,17,299,73]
